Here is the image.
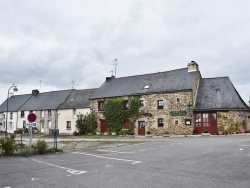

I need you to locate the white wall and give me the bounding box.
[57,108,90,134]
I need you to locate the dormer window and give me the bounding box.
[144,85,150,89]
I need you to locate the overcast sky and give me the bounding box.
[0,0,250,105]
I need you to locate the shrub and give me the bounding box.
[146,130,151,135]
[35,140,48,154]
[47,148,63,153]
[73,130,79,136]
[0,134,17,156]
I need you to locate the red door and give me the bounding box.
[138,121,146,135]
[100,120,107,133]
[123,119,131,130]
[194,113,217,134]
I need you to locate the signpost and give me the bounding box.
[27,113,37,155]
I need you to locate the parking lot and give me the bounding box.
[1,135,250,188]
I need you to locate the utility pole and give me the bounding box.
[39,80,42,91]
[71,81,74,89]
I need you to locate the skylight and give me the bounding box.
[144,85,150,89]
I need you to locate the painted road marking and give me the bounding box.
[140,150,146,152]
[31,178,42,181]
[99,149,134,154]
[32,159,87,175]
[150,148,155,150]
[239,148,243,151]
[238,145,250,147]
[73,152,141,164]
[105,165,114,167]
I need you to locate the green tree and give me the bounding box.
[76,111,98,135]
[0,133,17,156]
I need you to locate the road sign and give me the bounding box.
[27,113,37,123]
[27,122,37,127]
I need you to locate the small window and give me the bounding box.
[177,98,180,103]
[158,118,164,127]
[29,111,33,113]
[203,114,209,127]
[195,114,201,127]
[144,85,150,89]
[185,119,191,126]
[66,121,71,129]
[157,100,164,109]
[98,101,105,111]
[21,111,25,118]
[140,100,144,106]
[48,110,52,117]
[73,109,77,118]
[124,100,129,110]
[175,120,179,125]
[40,111,45,118]
[10,112,13,119]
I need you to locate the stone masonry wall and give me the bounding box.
[217,111,250,132]
[92,91,194,135]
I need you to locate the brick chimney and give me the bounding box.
[32,89,39,96]
[187,61,199,72]
[106,75,115,82]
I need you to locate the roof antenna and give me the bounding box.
[39,80,42,91]
[113,58,117,77]
[71,81,74,89]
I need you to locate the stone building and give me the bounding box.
[90,62,202,135]
[90,61,250,135]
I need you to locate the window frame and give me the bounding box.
[158,118,164,127]
[98,101,105,111]
[21,111,25,118]
[140,100,144,106]
[48,110,52,117]
[66,121,71,129]
[157,100,164,109]
[10,112,13,119]
[40,110,45,118]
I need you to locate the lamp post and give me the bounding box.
[5,85,18,138]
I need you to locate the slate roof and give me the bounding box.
[19,89,73,111]
[0,94,32,112]
[90,68,198,99]
[58,88,97,109]
[194,77,250,111]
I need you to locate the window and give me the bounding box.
[10,112,13,119]
[177,98,180,103]
[144,85,150,89]
[9,122,13,129]
[175,120,179,125]
[203,114,209,127]
[124,100,129,110]
[158,118,164,127]
[140,100,144,106]
[48,110,52,117]
[195,114,201,127]
[40,111,45,118]
[98,101,105,111]
[21,111,25,118]
[157,100,164,109]
[29,111,33,113]
[185,119,192,126]
[23,121,26,128]
[66,121,71,129]
[73,109,77,118]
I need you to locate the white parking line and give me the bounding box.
[32,159,87,175]
[160,146,165,148]
[239,148,243,151]
[73,152,141,164]
[238,145,250,147]
[139,150,146,152]
[98,149,135,154]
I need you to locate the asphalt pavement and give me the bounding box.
[1,135,250,188]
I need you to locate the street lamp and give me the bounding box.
[5,85,18,138]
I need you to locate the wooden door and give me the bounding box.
[100,120,107,133]
[194,113,217,134]
[138,121,146,135]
